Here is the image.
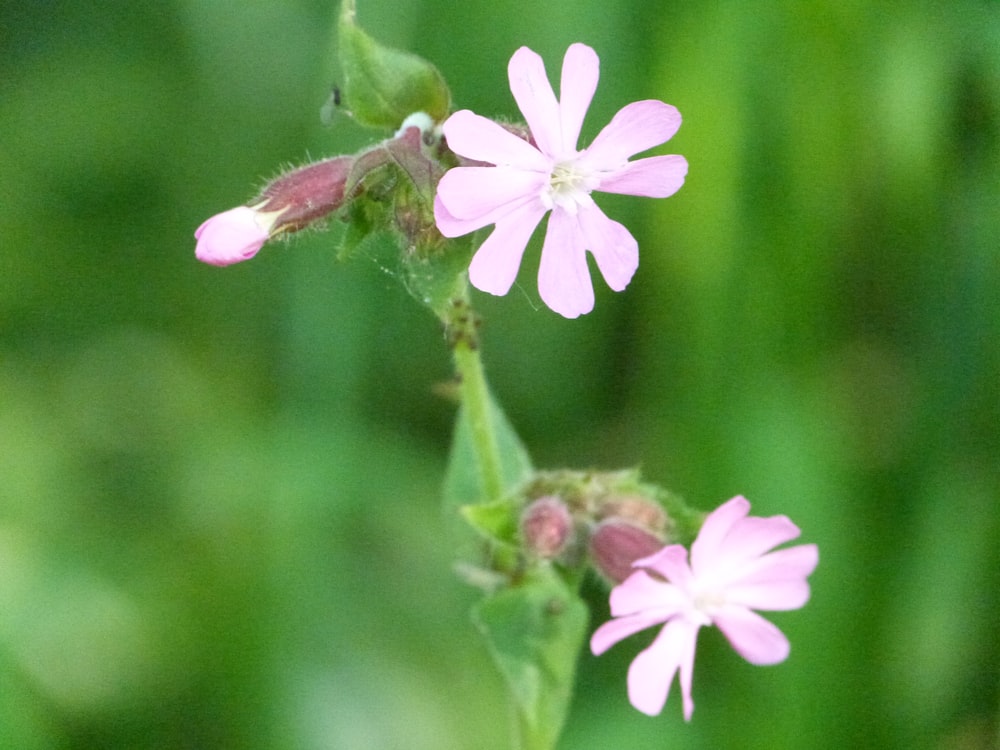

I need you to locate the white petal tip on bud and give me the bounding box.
[395,111,436,139]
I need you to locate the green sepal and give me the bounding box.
[338,0,451,129]
[336,125,468,317]
[399,237,473,320]
[471,568,588,750]
[460,498,520,547]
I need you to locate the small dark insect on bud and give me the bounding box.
[320,85,344,125]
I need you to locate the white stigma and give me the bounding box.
[692,588,727,622]
[543,158,599,214]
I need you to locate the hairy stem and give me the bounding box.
[453,336,505,503]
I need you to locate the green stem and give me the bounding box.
[513,712,555,750]
[453,336,505,503]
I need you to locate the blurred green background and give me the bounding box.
[1,1,997,748]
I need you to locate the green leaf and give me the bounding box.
[442,381,532,512]
[337,0,451,130]
[472,570,588,750]
[398,241,472,319]
[460,498,520,547]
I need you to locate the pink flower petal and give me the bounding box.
[558,43,600,155]
[689,496,751,568]
[727,578,813,612]
[712,606,791,665]
[724,544,819,610]
[577,203,639,292]
[508,46,561,158]
[582,100,682,168]
[536,209,594,318]
[433,195,483,238]
[435,166,547,230]
[609,569,688,617]
[632,544,696,593]
[698,514,806,579]
[442,110,550,170]
[590,609,671,656]
[598,154,688,198]
[194,206,271,266]
[627,617,700,718]
[467,203,547,295]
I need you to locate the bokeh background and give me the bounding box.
[1,1,997,748]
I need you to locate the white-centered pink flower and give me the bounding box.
[433,43,687,318]
[195,206,281,266]
[590,495,819,720]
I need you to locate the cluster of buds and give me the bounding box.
[589,495,670,583]
[516,472,690,584]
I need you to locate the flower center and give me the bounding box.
[543,159,598,214]
[692,588,728,622]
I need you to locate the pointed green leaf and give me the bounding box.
[460,498,520,547]
[338,0,451,129]
[443,386,532,511]
[472,570,588,750]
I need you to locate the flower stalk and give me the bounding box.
[452,330,506,505]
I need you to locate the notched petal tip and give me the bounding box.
[558,43,600,153]
[442,110,549,169]
[508,44,561,158]
[583,99,683,167]
[467,205,546,296]
[597,154,688,199]
[536,218,596,318]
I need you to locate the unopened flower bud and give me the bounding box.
[596,495,668,533]
[194,206,277,266]
[195,156,353,266]
[589,520,665,584]
[256,156,353,231]
[520,496,573,559]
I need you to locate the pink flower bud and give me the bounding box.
[194,206,276,266]
[589,520,665,584]
[520,496,574,559]
[194,156,353,266]
[596,495,668,533]
[257,156,352,232]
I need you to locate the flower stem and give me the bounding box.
[513,712,556,750]
[453,335,505,503]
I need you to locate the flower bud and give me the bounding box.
[520,496,573,559]
[589,520,665,584]
[194,206,276,266]
[194,156,353,266]
[256,156,353,232]
[596,494,668,534]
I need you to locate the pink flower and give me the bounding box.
[590,496,819,719]
[194,206,279,266]
[434,43,687,318]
